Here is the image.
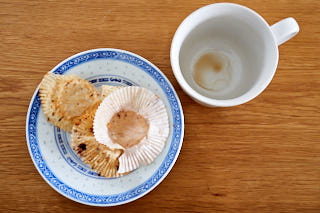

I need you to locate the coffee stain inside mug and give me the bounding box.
[193,51,232,91]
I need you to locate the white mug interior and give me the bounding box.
[171,3,279,106]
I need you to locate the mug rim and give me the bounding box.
[170,3,279,107]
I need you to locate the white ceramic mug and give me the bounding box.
[170,3,299,107]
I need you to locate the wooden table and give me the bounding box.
[1,0,319,212]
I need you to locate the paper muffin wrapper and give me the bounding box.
[39,73,74,132]
[56,75,100,120]
[72,135,123,178]
[94,86,169,173]
[39,73,104,132]
[100,85,121,99]
[71,101,124,178]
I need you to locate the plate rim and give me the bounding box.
[25,48,185,206]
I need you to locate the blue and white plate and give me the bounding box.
[26,48,184,206]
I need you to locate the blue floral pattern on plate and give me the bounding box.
[26,49,184,206]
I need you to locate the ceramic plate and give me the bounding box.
[26,48,184,206]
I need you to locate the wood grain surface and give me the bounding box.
[1,0,319,212]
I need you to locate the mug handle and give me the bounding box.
[271,17,299,46]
